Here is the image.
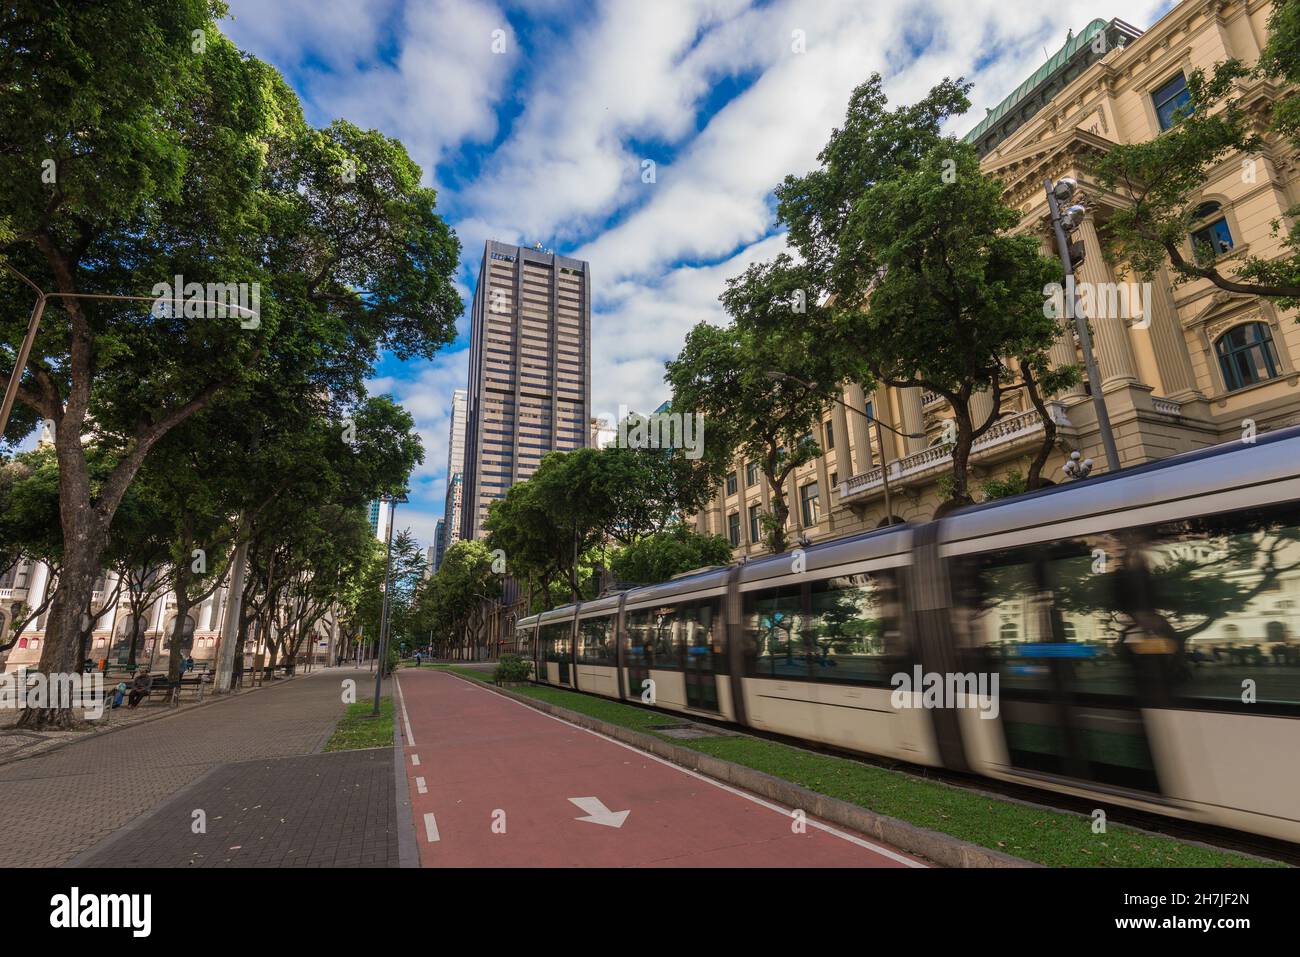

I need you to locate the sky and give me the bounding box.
[221,0,1173,551]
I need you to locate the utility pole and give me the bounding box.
[1044,177,1121,473]
[372,495,405,717]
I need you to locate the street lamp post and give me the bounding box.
[763,372,925,527]
[1043,177,1122,474]
[372,494,406,717]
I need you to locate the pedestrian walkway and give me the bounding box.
[0,667,366,867]
[396,670,924,868]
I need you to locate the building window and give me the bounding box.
[1216,322,1280,392]
[725,471,738,496]
[745,461,759,487]
[800,482,821,527]
[1190,202,1233,263]
[829,471,838,489]
[727,512,741,547]
[1153,72,1191,130]
[824,419,835,450]
[749,503,762,544]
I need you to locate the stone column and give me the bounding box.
[1144,265,1200,399]
[831,388,852,475]
[1078,217,1139,387]
[898,387,928,454]
[969,389,997,430]
[845,382,873,471]
[21,561,49,633]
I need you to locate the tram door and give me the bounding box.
[683,598,721,712]
[957,540,1161,793]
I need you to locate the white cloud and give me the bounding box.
[226,0,1175,550]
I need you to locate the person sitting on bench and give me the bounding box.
[127,670,153,708]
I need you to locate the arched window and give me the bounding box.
[999,621,1019,643]
[1216,322,1280,392]
[1190,201,1233,263]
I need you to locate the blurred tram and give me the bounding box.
[516,427,1300,842]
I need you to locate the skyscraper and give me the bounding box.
[442,388,468,557]
[461,240,591,539]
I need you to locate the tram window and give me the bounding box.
[1140,505,1300,707]
[679,598,726,672]
[577,615,615,666]
[805,571,903,684]
[625,609,652,669]
[540,621,571,662]
[744,585,811,679]
[648,606,685,669]
[955,538,1144,698]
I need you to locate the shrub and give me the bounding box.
[494,654,532,684]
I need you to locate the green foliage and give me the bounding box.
[666,259,844,552]
[770,75,1066,507]
[493,654,532,684]
[1095,5,1300,305]
[978,470,1029,501]
[0,0,460,697]
[609,522,734,585]
[416,539,502,657]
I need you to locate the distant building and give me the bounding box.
[442,389,467,557]
[461,240,591,539]
[431,522,445,573]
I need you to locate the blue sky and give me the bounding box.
[221,0,1172,551]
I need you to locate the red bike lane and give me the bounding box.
[394,669,925,868]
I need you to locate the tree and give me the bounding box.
[666,260,843,552]
[609,523,734,586]
[0,1,461,726]
[1095,3,1300,304]
[774,74,1068,508]
[418,540,500,660]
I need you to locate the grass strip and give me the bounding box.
[323,697,394,752]
[433,667,1281,868]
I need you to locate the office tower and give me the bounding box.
[461,240,591,539]
[442,388,468,556]
[367,499,389,542]
[431,520,447,572]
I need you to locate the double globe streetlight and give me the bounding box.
[1043,176,1121,474]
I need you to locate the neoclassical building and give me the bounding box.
[697,0,1299,556]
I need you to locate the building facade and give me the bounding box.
[699,1,1299,562]
[440,388,468,564]
[460,240,592,540]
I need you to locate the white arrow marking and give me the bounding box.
[568,796,630,828]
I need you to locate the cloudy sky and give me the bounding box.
[222,0,1172,549]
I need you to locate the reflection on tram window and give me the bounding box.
[577,615,615,665]
[1142,506,1300,706]
[624,609,653,668]
[680,599,724,664]
[958,540,1145,699]
[743,572,900,683]
[806,573,901,683]
[744,586,809,678]
[649,606,684,668]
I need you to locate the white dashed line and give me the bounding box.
[411,754,420,766]
[423,812,440,843]
[395,675,415,746]
[416,776,428,794]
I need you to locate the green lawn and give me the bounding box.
[323,697,394,752]
[433,667,1283,868]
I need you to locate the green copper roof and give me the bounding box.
[963,18,1109,147]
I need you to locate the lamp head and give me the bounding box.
[1053,177,1077,202]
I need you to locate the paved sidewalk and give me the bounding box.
[0,667,364,867]
[74,748,401,868]
[397,670,924,868]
